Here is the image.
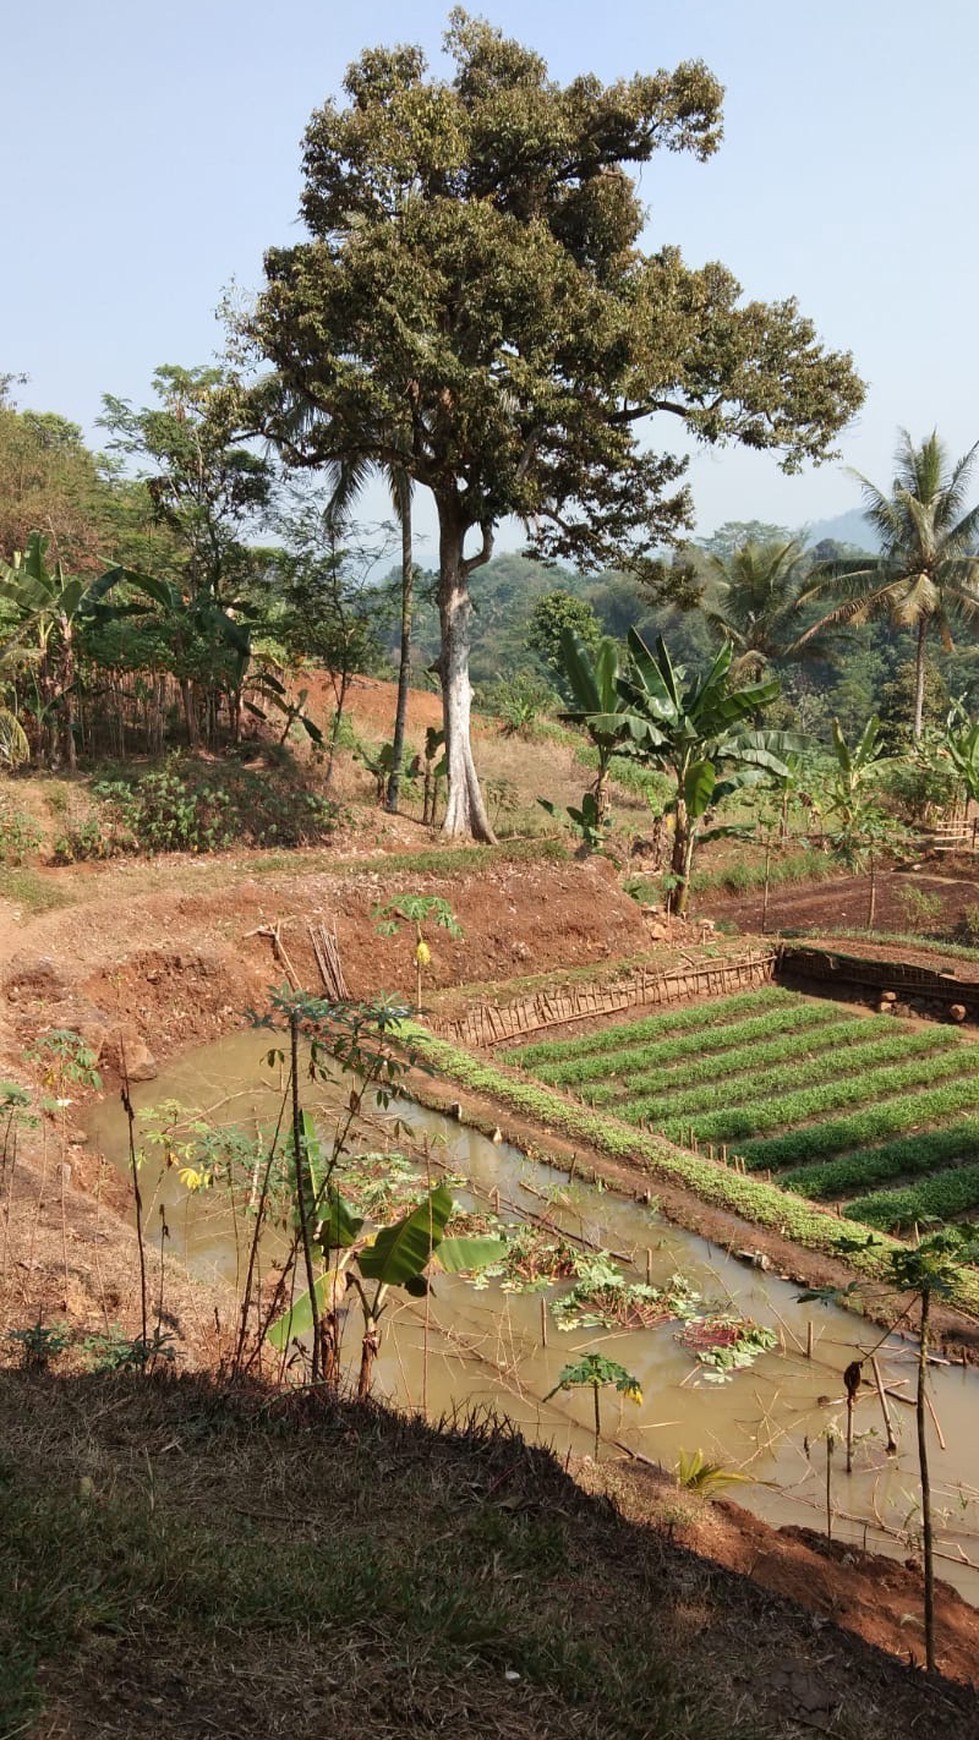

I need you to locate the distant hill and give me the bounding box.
[800,508,877,552]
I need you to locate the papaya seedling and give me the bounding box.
[374,894,462,1011]
[544,1351,642,1460]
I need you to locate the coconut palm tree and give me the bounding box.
[703,536,813,677]
[793,431,979,741]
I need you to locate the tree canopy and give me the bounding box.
[243,12,864,838]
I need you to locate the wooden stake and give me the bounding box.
[540,1293,548,1348]
[806,1321,814,1361]
[645,1248,653,1286]
[871,1356,897,1454]
[926,1391,947,1452]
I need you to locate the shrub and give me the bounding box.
[92,758,338,855]
[0,795,42,866]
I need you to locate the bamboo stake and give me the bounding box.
[871,1356,897,1454]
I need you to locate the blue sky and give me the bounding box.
[5,1,977,559]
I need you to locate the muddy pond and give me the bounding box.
[85,1028,979,1605]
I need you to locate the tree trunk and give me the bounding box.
[913,618,928,744]
[386,482,414,814]
[436,499,496,843]
[180,678,200,749]
[918,1286,936,1673]
[668,802,696,915]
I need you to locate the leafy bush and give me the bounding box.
[0,794,42,866]
[89,758,337,855]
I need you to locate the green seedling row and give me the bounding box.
[407,1028,979,1313]
[741,1073,979,1171]
[615,1026,963,1126]
[579,1014,925,1105]
[505,984,791,1069]
[846,1163,979,1233]
[782,1122,979,1201]
[652,1046,979,1146]
[531,1000,845,1089]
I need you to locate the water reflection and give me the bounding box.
[85,1029,979,1605]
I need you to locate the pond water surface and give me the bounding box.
[85,1028,979,1605]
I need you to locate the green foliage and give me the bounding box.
[89,758,336,854]
[551,1264,701,1332]
[507,985,792,1069]
[478,669,557,737]
[896,883,944,933]
[610,632,796,912]
[545,1352,643,1406]
[657,1045,978,1146]
[579,1013,871,1105]
[741,1073,979,1170]
[83,1327,177,1372]
[783,1122,979,1200]
[538,790,610,852]
[0,793,42,864]
[675,1448,748,1495]
[845,1164,979,1233]
[24,1028,102,1100]
[6,1321,72,1372]
[528,592,603,697]
[619,1025,959,1127]
[246,15,862,836]
[796,430,979,742]
[677,1316,778,1382]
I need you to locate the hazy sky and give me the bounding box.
[5,1,977,559]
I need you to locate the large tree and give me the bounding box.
[794,430,979,741]
[244,9,864,839]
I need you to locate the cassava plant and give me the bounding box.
[544,1352,642,1460]
[374,895,462,1011]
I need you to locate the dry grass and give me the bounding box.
[2,1370,977,1739]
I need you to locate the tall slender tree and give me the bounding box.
[793,431,979,740]
[244,11,864,839]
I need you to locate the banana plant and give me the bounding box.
[942,697,979,809]
[0,533,171,769]
[556,628,628,824]
[268,1176,506,1397]
[604,633,797,914]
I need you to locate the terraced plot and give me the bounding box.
[504,988,979,1239]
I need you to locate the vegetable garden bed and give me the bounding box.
[500,987,979,1249]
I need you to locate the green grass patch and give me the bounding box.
[0,866,74,915]
[0,1371,765,1740]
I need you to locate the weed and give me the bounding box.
[6,1320,73,1371]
